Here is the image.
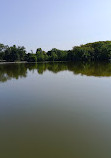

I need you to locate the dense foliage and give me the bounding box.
[0,41,111,62]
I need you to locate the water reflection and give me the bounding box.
[0,62,111,82]
[1,62,111,158]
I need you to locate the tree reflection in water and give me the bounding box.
[0,62,111,82]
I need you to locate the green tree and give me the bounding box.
[36,48,45,62]
[27,53,37,62]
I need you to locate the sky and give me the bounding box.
[0,0,111,52]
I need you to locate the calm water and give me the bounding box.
[0,62,111,158]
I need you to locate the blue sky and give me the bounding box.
[0,0,111,52]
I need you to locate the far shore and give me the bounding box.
[0,61,27,64]
[0,61,68,64]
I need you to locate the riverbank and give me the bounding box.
[0,61,28,64]
[0,61,68,64]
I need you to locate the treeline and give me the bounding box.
[0,41,111,62]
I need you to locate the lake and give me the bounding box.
[0,62,111,158]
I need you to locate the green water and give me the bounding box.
[0,62,111,158]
